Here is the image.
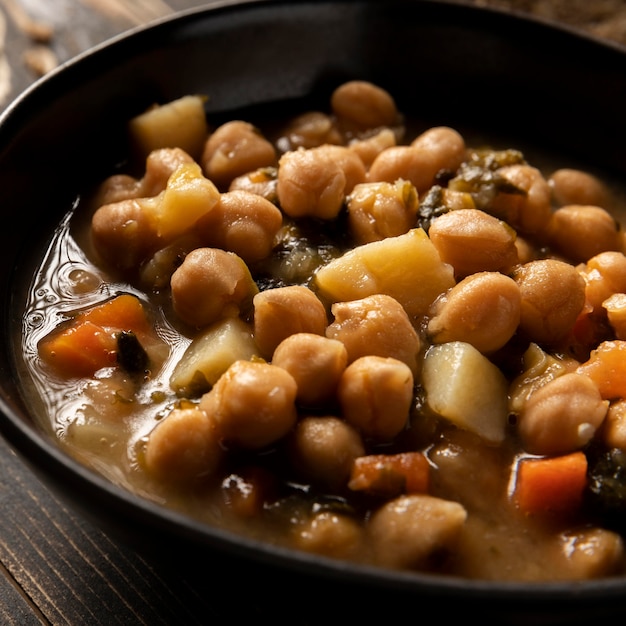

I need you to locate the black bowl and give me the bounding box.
[2,1,626,622]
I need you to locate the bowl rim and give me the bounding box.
[2,0,626,604]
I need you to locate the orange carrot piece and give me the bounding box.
[77,294,149,334]
[38,320,118,377]
[348,452,430,497]
[515,451,588,516]
[578,340,626,399]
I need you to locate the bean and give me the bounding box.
[288,415,365,489]
[278,111,342,151]
[410,126,466,176]
[201,120,277,190]
[253,285,328,358]
[228,167,278,203]
[347,127,397,169]
[195,189,283,264]
[331,80,398,130]
[347,179,418,244]
[547,205,622,263]
[326,294,421,376]
[517,372,608,455]
[549,168,613,209]
[91,199,160,271]
[199,359,297,449]
[338,355,413,441]
[427,272,521,353]
[580,251,626,311]
[143,407,223,482]
[428,208,519,278]
[601,399,626,450]
[272,333,348,406]
[513,259,586,344]
[489,164,552,235]
[294,511,364,560]
[367,494,467,569]
[170,247,258,328]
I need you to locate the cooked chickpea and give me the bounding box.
[228,167,278,203]
[513,259,586,344]
[91,199,161,271]
[330,80,398,131]
[253,285,328,358]
[143,406,223,482]
[549,168,613,210]
[580,251,626,311]
[517,372,608,455]
[272,333,348,406]
[347,179,418,244]
[326,294,421,376]
[369,126,465,194]
[201,120,277,190]
[428,272,521,353]
[194,189,283,264]
[428,208,519,278]
[367,494,467,570]
[601,399,626,450]
[278,111,342,150]
[276,147,346,219]
[547,205,622,263]
[603,293,626,339]
[347,127,397,169]
[489,164,552,235]
[338,355,413,441]
[170,247,258,328]
[288,415,365,489]
[199,359,298,449]
[294,511,364,560]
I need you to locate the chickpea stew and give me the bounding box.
[19,81,626,582]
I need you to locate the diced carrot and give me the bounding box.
[38,320,118,377]
[514,451,588,516]
[77,294,150,334]
[348,452,430,497]
[577,340,626,399]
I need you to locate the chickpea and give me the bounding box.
[253,285,328,358]
[170,247,258,328]
[278,111,342,150]
[517,372,608,455]
[489,164,552,235]
[580,251,626,311]
[513,259,586,344]
[199,359,298,449]
[368,126,465,194]
[194,190,283,264]
[228,167,278,203]
[201,120,277,190]
[367,494,467,570]
[294,511,364,560]
[277,147,345,219]
[330,80,398,131]
[428,208,519,278]
[143,406,223,482]
[601,399,626,450]
[549,168,613,210]
[91,199,161,271]
[547,205,622,263]
[603,293,626,339]
[326,294,421,376]
[288,415,365,489]
[139,234,202,290]
[272,333,348,406]
[347,128,397,169]
[338,355,413,441]
[347,179,418,244]
[428,272,521,353]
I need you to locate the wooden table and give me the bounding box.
[0,1,625,624]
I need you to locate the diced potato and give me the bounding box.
[422,341,509,443]
[129,94,209,161]
[170,317,259,396]
[314,228,455,317]
[143,162,220,240]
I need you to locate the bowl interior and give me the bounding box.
[2,0,626,617]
